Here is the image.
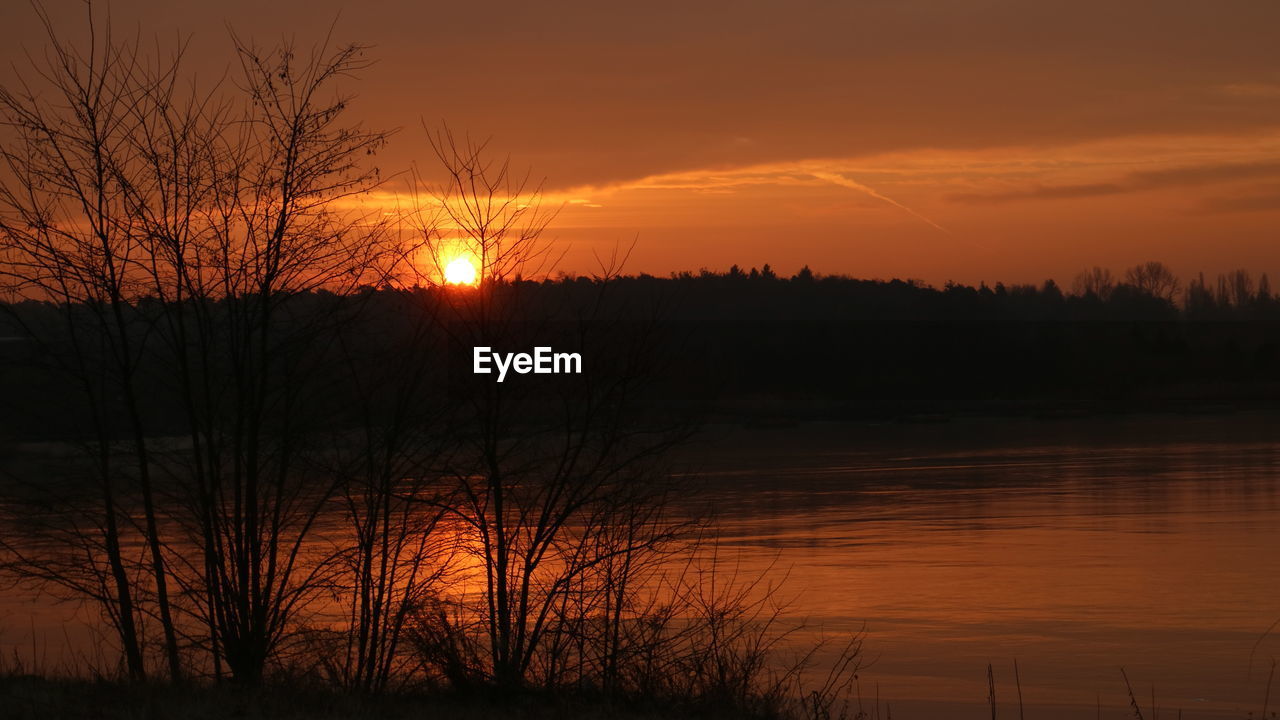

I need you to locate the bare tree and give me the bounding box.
[1072,266,1115,300]
[158,32,398,685]
[401,131,694,691]
[1184,272,1216,314]
[1123,261,1180,303]
[418,124,559,288]
[1224,269,1255,308]
[0,6,402,684]
[318,287,460,693]
[0,3,184,679]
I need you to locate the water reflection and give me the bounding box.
[676,415,1280,719]
[3,414,1279,718]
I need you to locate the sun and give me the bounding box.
[443,257,478,286]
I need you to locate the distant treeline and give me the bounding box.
[611,259,1280,322]
[6,262,1280,435]
[589,263,1280,419]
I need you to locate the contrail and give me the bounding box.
[811,171,949,233]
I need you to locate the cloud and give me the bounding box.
[948,160,1280,205]
[811,171,949,233]
[1196,189,1280,214]
[1129,160,1280,187]
[949,182,1126,204]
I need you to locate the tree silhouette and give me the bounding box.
[1124,261,1180,303]
[1073,266,1115,300]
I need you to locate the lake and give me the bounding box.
[3,413,1278,718]
[680,414,1280,719]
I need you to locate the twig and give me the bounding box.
[1015,659,1024,720]
[1121,667,1144,720]
[1263,658,1275,720]
[988,663,998,720]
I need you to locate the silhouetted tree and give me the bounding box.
[1124,261,1179,303]
[1225,269,1255,308]
[1184,272,1216,316]
[1041,278,1064,302]
[1073,266,1115,300]
[0,4,186,679]
[405,131,694,692]
[0,9,398,684]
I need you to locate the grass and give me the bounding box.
[0,674,770,720]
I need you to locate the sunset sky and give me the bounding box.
[4,0,1280,287]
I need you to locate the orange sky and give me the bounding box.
[4,0,1279,287]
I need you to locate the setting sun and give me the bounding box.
[443,257,478,285]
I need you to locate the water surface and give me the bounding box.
[3,413,1278,718]
[680,414,1280,719]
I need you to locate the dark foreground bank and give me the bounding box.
[0,675,831,720]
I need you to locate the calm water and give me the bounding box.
[680,414,1280,719]
[4,414,1279,718]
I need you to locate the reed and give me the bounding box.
[1120,667,1144,720]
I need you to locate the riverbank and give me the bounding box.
[0,675,766,720]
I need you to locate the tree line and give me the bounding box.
[651,260,1280,320]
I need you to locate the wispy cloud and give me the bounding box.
[948,160,1280,205]
[949,183,1126,204]
[810,171,949,233]
[343,132,1280,232]
[1196,187,1280,214]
